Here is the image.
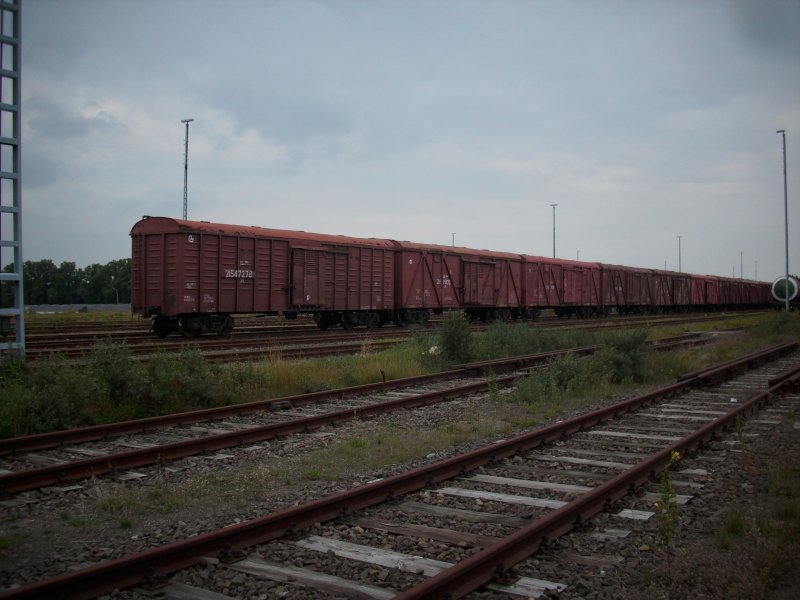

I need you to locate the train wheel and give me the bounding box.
[314,313,336,330]
[152,316,171,338]
[365,313,381,329]
[394,310,412,327]
[179,316,201,338]
[341,312,358,329]
[218,315,234,337]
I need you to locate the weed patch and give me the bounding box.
[438,311,473,365]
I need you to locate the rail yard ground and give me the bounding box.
[0,311,792,438]
[0,311,799,598]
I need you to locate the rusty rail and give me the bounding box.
[0,347,603,494]
[394,347,795,599]
[1,341,795,599]
[0,346,597,458]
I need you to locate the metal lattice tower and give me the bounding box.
[0,0,23,357]
[181,118,193,220]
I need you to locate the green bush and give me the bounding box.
[91,339,148,408]
[0,343,276,437]
[141,349,235,415]
[0,380,32,438]
[509,330,651,407]
[439,311,473,364]
[28,354,106,432]
[592,329,652,384]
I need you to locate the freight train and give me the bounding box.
[130,217,772,337]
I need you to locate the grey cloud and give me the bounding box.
[21,148,60,189]
[733,0,800,59]
[25,95,127,142]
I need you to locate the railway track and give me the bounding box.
[1,341,797,598]
[21,311,762,362]
[0,335,710,497]
[0,346,603,496]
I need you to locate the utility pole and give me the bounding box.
[182,118,194,220]
[677,235,682,272]
[550,204,558,258]
[777,129,789,310]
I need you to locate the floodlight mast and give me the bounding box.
[182,118,194,220]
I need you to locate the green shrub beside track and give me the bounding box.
[1,312,798,438]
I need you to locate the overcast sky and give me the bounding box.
[16,0,800,282]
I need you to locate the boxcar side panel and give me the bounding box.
[146,235,165,312]
[396,250,460,310]
[690,275,706,306]
[463,261,495,306]
[355,247,390,310]
[382,248,395,309]
[131,234,144,313]
[234,237,254,312]
[179,232,200,313]
[291,248,321,308]
[497,260,524,309]
[672,274,691,306]
[524,260,561,307]
[165,234,180,313]
[397,251,422,308]
[218,236,237,313]
[269,239,290,312]
[199,234,219,313]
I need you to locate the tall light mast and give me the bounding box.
[182,118,194,220]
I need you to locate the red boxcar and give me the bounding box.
[523,257,601,317]
[652,270,691,310]
[600,264,655,314]
[132,217,774,336]
[741,279,771,307]
[719,277,743,307]
[690,275,720,309]
[393,241,525,323]
[131,217,396,335]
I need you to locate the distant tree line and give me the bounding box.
[1,259,131,305]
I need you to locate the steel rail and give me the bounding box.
[768,361,800,388]
[22,311,759,362]
[394,348,796,599]
[0,346,597,458]
[1,341,794,600]
[0,346,601,494]
[675,341,788,381]
[1,333,690,458]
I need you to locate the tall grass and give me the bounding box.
[261,345,428,398]
[2,312,796,438]
[0,340,429,438]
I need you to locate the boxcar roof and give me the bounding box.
[522,255,601,269]
[391,239,523,260]
[597,262,654,273]
[131,217,397,248]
